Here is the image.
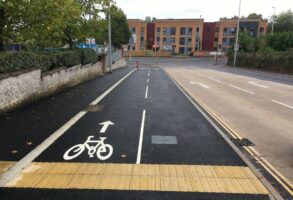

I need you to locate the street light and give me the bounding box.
[233,0,241,67]
[272,7,276,33]
[108,0,112,73]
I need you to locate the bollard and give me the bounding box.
[136,60,139,68]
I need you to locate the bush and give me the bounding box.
[77,48,98,65]
[0,48,98,73]
[0,52,40,73]
[228,50,293,74]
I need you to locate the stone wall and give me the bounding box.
[0,56,127,114]
[0,62,103,114]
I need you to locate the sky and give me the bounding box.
[115,0,293,22]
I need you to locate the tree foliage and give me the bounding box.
[0,0,129,51]
[239,31,293,53]
[247,13,263,20]
[268,9,293,33]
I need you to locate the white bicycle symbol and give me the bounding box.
[63,136,113,160]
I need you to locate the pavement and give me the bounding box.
[0,59,290,199]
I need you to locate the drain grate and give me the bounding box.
[231,138,254,146]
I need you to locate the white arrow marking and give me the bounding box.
[249,81,268,88]
[190,81,210,89]
[99,121,115,133]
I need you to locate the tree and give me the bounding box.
[268,9,293,33]
[247,13,263,20]
[145,16,152,22]
[239,31,255,52]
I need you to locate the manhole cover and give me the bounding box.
[84,104,105,112]
[231,138,254,146]
[151,136,178,144]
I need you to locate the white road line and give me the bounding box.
[0,68,137,187]
[272,100,293,110]
[208,77,222,83]
[136,109,146,164]
[90,69,137,105]
[147,78,149,83]
[248,81,268,88]
[190,81,210,89]
[229,84,255,95]
[145,86,148,99]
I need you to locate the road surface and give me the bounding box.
[0,58,291,199]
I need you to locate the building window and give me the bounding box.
[196,27,199,32]
[214,37,218,42]
[170,37,176,44]
[187,48,192,53]
[170,27,176,36]
[188,27,192,35]
[157,27,161,33]
[163,28,167,36]
[163,37,167,45]
[180,28,186,35]
[206,27,210,32]
[179,38,185,45]
[132,28,136,33]
[223,27,228,36]
[179,47,185,54]
[215,28,219,32]
[157,37,160,43]
[188,38,192,46]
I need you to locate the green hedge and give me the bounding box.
[0,48,98,73]
[227,50,293,74]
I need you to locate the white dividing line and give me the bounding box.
[190,81,210,89]
[136,109,146,164]
[229,84,255,95]
[145,86,148,99]
[272,100,293,110]
[208,77,222,83]
[147,78,149,83]
[90,69,137,105]
[0,68,137,187]
[248,81,268,88]
[0,111,86,186]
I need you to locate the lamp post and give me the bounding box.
[108,0,112,73]
[233,0,241,67]
[272,7,276,33]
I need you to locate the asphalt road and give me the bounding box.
[0,61,282,199]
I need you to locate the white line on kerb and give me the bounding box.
[272,100,293,110]
[248,81,268,88]
[0,68,137,187]
[190,81,210,89]
[136,109,146,164]
[145,86,148,99]
[229,84,255,95]
[208,77,222,83]
[90,69,137,105]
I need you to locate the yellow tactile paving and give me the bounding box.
[5,162,269,195]
[0,161,16,176]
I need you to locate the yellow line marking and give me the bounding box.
[6,162,269,195]
[0,161,16,176]
[245,147,293,196]
[165,68,293,195]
